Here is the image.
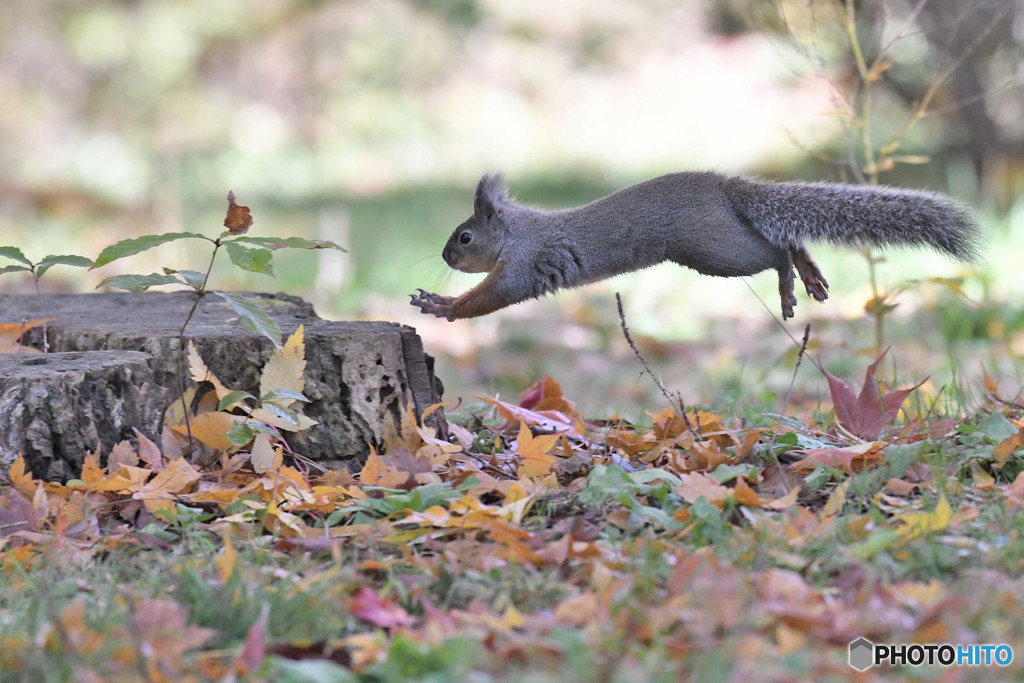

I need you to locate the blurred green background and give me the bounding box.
[1,0,1022,418]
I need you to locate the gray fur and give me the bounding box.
[414,170,983,320]
[724,175,982,262]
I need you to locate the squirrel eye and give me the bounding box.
[459,231,473,245]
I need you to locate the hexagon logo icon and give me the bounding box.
[849,637,874,671]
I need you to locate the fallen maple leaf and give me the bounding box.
[350,587,414,630]
[7,456,37,497]
[896,495,952,540]
[132,457,201,513]
[820,348,924,440]
[514,421,561,479]
[789,441,887,474]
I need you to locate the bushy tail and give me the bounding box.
[725,177,982,262]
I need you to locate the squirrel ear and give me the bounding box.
[474,173,508,218]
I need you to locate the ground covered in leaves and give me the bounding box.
[3,348,1024,681]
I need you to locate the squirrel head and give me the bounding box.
[442,174,509,273]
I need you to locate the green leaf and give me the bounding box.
[979,412,1018,442]
[35,254,93,278]
[261,389,310,405]
[97,272,185,293]
[164,268,207,290]
[91,232,209,269]
[218,390,256,412]
[225,242,274,275]
[226,422,255,447]
[0,265,31,276]
[215,291,281,348]
[229,236,346,252]
[0,246,32,266]
[708,463,756,484]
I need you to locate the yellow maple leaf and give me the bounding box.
[67,453,136,492]
[133,458,201,513]
[359,449,387,486]
[514,421,560,479]
[897,495,952,540]
[8,456,36,497]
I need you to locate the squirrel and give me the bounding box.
[410,172,981,321]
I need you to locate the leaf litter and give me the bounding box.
[2,348,1024,678]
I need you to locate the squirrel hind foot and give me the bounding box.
[791,246,830,303]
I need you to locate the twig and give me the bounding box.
[782,323,813,416]
[614,293,701,440]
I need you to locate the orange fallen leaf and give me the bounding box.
[514,421,560,479]
[993,428,1024,468]
[675,472,731,508]
[884,477,920,496]
[790,441,886,474]
[132,457,200,513]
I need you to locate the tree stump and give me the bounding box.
[0,292,442,479]
[0,351,170,481]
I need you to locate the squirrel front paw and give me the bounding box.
[410,289,457,321]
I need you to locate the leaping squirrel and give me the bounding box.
[411,172,981,321]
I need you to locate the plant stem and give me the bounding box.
[176,239,223,452]
[841,0,886,352]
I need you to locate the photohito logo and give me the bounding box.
[849,637,1013,671]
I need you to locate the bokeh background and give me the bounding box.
[2,0,1022,419]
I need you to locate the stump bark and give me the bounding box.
[0,351,170,480]
[0,292,442,479]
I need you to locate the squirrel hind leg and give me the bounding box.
[792,246,829,303]
[776,263,798,320]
